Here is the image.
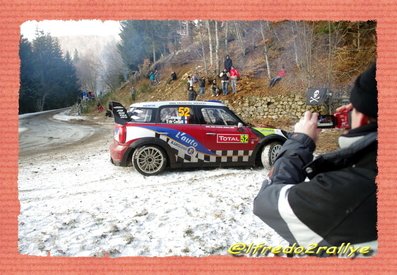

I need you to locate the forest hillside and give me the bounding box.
[96,20,376,128]
[20,20,376,129]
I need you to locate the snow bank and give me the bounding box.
[18,111,286,257]
[18,146,286,257]
[53,110,88,122]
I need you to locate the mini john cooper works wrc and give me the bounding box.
[109,101,288,176]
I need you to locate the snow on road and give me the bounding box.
[19,109,96,155]
[18,112,286,257]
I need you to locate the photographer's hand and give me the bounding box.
[294,111,321,142]
[336,103,353,113]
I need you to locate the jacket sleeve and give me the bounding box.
[253,133,321,246]
[270,133,316,185]
[254,133,377,247]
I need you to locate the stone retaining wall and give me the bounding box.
[224,95,327,122]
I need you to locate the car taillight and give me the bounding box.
[115,125,126,143]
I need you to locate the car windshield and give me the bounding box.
[128,108,153,123]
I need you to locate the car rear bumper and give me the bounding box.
[109,140,131,166]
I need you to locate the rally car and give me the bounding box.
[109,101,288,176]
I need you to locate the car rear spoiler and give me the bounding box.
[110,101,131,125]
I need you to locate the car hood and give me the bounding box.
[253,127,287,138]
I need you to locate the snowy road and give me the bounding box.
[19,109,98,156]
[18,111,285,257]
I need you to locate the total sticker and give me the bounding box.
[217,134,249,143]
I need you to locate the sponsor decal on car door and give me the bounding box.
[198,126,257,164]
[217,134,249,143]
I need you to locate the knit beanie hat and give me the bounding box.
[349,63,377,118]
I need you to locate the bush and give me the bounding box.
[138,82,152,94]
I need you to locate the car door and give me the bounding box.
[194,106,259,166]
[155,105,214,166]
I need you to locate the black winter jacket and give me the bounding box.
[188,89,197,101]
[254,123,377,248]
[224,58,233,72]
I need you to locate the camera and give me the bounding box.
[317,110,351,129]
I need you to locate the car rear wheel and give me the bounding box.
[261,141,283,170]
[132,145,167,176]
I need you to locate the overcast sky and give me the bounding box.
[20,20,121,41]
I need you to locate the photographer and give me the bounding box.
[253,64,377,255]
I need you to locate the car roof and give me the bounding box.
[129,100,226,108]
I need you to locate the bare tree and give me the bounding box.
[198,24,208,74]
[291,22,300,69]
[100,41,126,93]
[266,21,281,43]
[299,22,315,87]
[234,21,245,55]
[327,21,332,87]
[215,21,220,73]
[151,32,156,64]
[357,22,360,50]
[73,38,126,95]
[224,21,229,53]
[206,20,214,68]
[186,20,190,37]
[260,21,271,79]
[75,53,100,93]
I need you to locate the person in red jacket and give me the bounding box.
[229,66,240,94]
[269,66,286,87]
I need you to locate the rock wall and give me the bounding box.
[224,95,327,121]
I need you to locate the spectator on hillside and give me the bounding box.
[229,66,241,94]
[149,71,156,85]
[105,102,113,117]
[219,69,230,95]
[154,70,160,84]
[167,71,177,84]
[130,86,136,101]
[187,75,193,88]
[224,55,233,72]
[269,66,286,87]
[171,71,177,81]
[187,86,197,101]
[82,90,88,101]
[88,91,95,100]
[97,102,104,113]
[192,74,199,84]
[199,77,206,95]
[211,79,219,97]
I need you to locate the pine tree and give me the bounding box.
[19,33,79,113]
[19,37,38,114]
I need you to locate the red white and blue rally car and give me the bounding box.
[109,101,288,176]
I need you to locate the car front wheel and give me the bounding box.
[261,141,283,170]
[132,145,167,176]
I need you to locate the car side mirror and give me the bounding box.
[237,122,244,131]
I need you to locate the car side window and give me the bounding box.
[218,109,240,125]
[201,108,239,126]
[128,108,153,123]
[160,106,195,124]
